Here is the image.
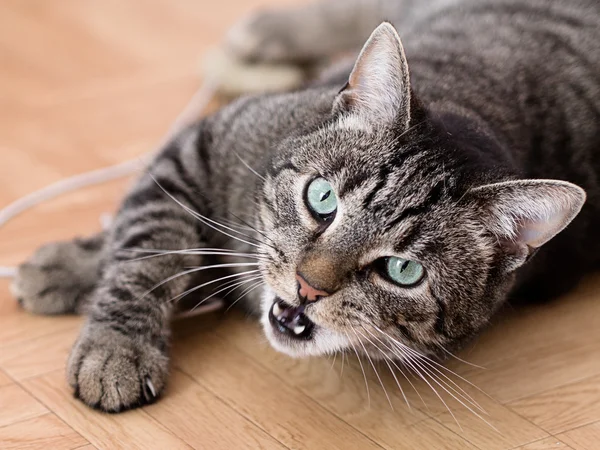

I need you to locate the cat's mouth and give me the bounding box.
[268,298,315,340]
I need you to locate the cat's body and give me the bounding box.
[12,0,599,412]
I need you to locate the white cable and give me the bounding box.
[0,78,219,278]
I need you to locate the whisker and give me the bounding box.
[351,328,393,409]
[355,328,412,410]
[189,273,261,313]
[173,271,261,305]
[383,358,411,410]
[330,352,338,371]
[150,175,264,249]
[188,275,263,312]
[171,269,260,305]
[373,325,493,401]
[121,247,269,263]
[359,326,429,410]
[400,352,463,431]
[235,152,267,182]
[345,331,371,408]
[392,342,488,415]
[405,355,498,432]
[435,343,486,370]
[138,262,259,302]
[225,280,265,312]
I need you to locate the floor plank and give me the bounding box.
[556,422,600,450]
[0,413,88,450]
[514,437,574,450]
[23,371,191,450]
[1,0,599,449]
[0,384,48,428]
[144,370,287,449]
[509,375,600,435]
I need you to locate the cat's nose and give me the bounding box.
[296,273,330,303]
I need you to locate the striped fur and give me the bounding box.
[13,0,600,412]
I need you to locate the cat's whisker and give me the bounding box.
[405,354,499,432]
[150,175,266,249]
[121,247,269,263]
[173,271,261,305]
[368,326,487,417]
[151,174,280,252]
[383,358,412,410]
[225,280,265,312]
[435,343,486,370]
[235,152,267,182]
[390,342,489,414]
[169,269,260,305]
[340,352,346,378]
[139,263,259,303]
[345,331,371,408]
[329,351,338,371]
[355,328,411,410]
[219,217,266,234]
[351,328,394,409]
[399,351,463,431]
[373,325,493,401]
[359,326,431,410]
[370,329,491,430]
[189,275,263,312]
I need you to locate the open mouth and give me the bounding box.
[268,298,315,340]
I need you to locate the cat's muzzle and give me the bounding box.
[269,298,314,340]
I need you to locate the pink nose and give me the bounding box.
[296,273,329,302]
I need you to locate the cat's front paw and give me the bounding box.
[226,10,300,63]
[67,321,169,412]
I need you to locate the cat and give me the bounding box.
[11,0,600,412]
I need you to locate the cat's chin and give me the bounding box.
[260,291,347,358]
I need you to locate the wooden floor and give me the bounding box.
[1,1,599,449]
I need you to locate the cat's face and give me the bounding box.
[256,23,585,361]
[257,125,503,360]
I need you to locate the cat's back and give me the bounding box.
[401,0,600,187]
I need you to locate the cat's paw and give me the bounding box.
[11,236,104,315]
[226,10,301,63]
[67,321,169,412]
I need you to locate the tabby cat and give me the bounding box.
[12,0,600,412]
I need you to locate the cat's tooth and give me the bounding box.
[272,302,282,316]
[293,325,306,335]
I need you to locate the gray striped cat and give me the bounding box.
[12,0,599,412]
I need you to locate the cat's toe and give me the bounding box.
[67,323,169,412]
[12,261,91,315]
[12,237,104,315]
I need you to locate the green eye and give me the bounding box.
[386,257,424,286]
[306,177,338,217]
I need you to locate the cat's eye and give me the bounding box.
[384,257,424,287]
[306,177,338,218]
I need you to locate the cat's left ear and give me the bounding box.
[469,179,586,258]
[334,22,411,129]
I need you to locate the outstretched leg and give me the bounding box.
[16,124,244,412]
[225,0,401,64]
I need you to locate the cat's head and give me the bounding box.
[256,23,585,361]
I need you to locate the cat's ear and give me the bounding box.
[334,22,411,129]
[470,179,585,254]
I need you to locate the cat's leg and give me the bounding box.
[11,232,106,315]
[66,129,218,412]
[226,0,405,64]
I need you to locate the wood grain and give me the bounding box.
[0,414,88,450]
[1,0,600,449]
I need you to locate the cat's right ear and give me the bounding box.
[333,22,411,130]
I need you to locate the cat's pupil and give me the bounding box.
[319,190,331,202]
